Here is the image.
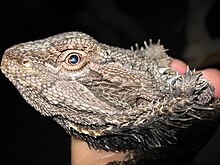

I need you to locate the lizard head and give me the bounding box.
[1,32,172,151]
[1,32,147,142]
[1,32,218,153]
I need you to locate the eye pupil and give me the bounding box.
[68,54,79,65]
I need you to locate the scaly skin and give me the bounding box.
[1,32,220,164]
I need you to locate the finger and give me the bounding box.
[170,58,187,74]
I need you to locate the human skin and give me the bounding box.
[71,59,220,165]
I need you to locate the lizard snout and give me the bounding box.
[1,47,34,82]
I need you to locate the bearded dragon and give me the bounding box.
[1,32,219,164]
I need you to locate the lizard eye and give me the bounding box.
[67,54,81,65]
[58,50,88,71]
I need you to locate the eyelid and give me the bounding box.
[58,50,81,61]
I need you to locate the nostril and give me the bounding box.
[22,58,32,67]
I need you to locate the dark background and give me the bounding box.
[0,0,219,165]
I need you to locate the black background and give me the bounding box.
[0,0,219,165]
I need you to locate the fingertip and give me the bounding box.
[200,69,220,98]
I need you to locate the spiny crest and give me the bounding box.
[165,66,214,102]
[130,39,168,53]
